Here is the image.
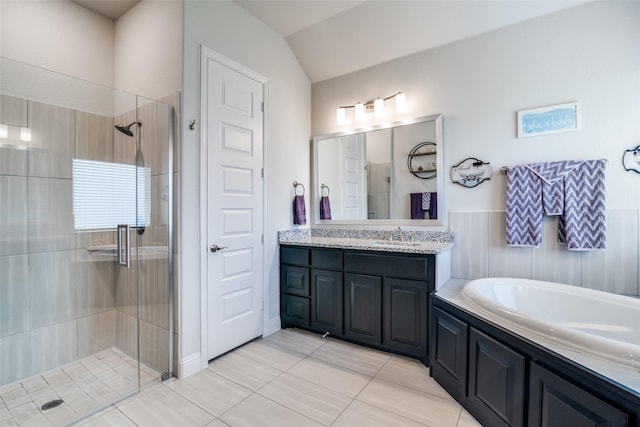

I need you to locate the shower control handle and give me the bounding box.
[210,244,228,253]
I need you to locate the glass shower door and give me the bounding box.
[0,57,172,426]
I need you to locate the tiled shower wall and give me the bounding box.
[0,94,174,386]
[449,210,640,296]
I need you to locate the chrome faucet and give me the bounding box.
[397,226,404,242]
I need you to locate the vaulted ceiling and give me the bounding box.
[71,0,592,84]
[234,0,592,83]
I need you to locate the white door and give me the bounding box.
[203,53,264,361]
[341,133,367,219]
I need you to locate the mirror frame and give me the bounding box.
[311,113,444,227]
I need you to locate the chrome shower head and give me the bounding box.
[115,121,141,137]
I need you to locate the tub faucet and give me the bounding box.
[397,226,404,242]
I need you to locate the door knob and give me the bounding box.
[210,244,228,253]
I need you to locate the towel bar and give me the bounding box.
[499,159,608,175]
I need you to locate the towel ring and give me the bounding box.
[321,184,330,196]
[293,181,305,196]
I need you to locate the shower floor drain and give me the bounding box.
[41,399,64,411]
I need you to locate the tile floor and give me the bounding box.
[73,329,481,427]
[0,349,160,427]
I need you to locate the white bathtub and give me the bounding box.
[461,278,640,369]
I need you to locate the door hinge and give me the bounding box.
[261,168,264,178]
[261,234,264,244]
[261,102,264,112]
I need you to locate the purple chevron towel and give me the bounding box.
[506,160,606,249]
[557,160,606,250]
[506,166,544,247]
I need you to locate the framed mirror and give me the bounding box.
[312,114,444,226]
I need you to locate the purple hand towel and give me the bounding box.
[410,193,424,219]
[319,196,332,220]
[293,195,306,225]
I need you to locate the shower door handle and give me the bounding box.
[117,224,131,267]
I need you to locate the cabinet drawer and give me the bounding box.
[282,294,310,327]
[281,265,310,296]
[281,246,309,266]
[344,251,432,281]
[311,249,343,270]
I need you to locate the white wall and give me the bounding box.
[181,0,310,375]
[115,0,183,100]
[312,1,640,212]
[311,1,640,296]
[0,0,115,87]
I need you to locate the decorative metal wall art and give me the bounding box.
[623,145,640,174]
[407,142,437,179]
[450,157,492,188]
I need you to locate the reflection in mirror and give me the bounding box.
[312,114,443,226]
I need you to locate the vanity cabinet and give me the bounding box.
[432,307,468,402]
[344,273,382,345]
[280,245,434,364]
[311,269,343,336]
[529,363,628,427]
[431,299,637,427]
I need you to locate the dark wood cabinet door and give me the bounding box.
[281,265,310,296]
[383,278,428,358]
[431,307,468,402]
[529,363,628,427]
[344,273,382,345]
[311,269,343,336]
[468,328,525,427]
[281,294,310,328]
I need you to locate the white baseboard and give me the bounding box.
[178,352,202,379]
[264,316,281,337]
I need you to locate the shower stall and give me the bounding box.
[0,57,174,425]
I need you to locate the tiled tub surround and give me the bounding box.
[434,279,640,424]
[0,93,172,388]
[278,228,455,254]
[449,210,640,296]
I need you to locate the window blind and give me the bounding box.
[73,158,150,231]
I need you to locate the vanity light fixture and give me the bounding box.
[354,102,365,121]
[374,98,384,117]
[335,91,406,124]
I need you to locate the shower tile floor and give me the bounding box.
[0,349,160,426]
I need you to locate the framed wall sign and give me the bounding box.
[517,102,580,138]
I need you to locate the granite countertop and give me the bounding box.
[436,279,640,396]
[278,228,455,255]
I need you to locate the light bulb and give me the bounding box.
[336,107,346,125]
[395,92,406,113]
[355,102,365,121]
[0,124,7,139]
[374,98,384,117]
[20,127,31,142]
